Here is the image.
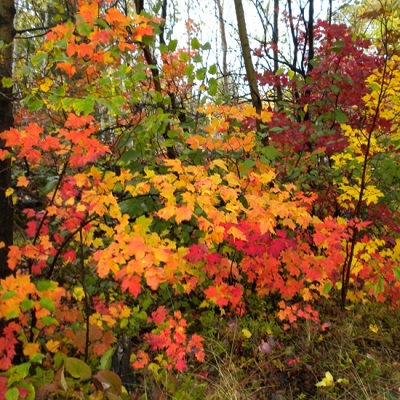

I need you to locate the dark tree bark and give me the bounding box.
[307,0,315,74]
[0,0,15,278]
[215,0,229,96]
[233,0,262,114]
[273,0,283,106]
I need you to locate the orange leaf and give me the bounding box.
[79,1,98,24]
[16,176,29,187]
[7,245,22,270]
[0,149,9,160]
[57,62,76,77]
[105,8,129,26]
[157,205,176,220]
[175,206,192,223]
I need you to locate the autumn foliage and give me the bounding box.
[0,0,400,398]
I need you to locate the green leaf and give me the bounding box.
[333,40,345,48]
[2,290,17,300]
[6,310,19,320]
[330,84,340,95]
[322,282,333,294]
[263,146,280,160]
[76,22,93,36]
[208,64,217,75]
[5,388,19,400]
[39,297,55,312]
[168,39,178,52]
[196,67,206,81]
[374,276,384,297]
[16,362,31,379]
[40,316,59,326]
[185,64,194,77]
[20,298,35,311]
[193,54,202,63]
[159,43,168,54]
[1,77,13,88]
[269,127,283,133]
[31,353,45,363]
[36,280,56,292]
[73,98,95,115]
[16,381,35,400]
[31,52,47,67]
[99,348,115,371]
[334,109,348,124]
[202,42,211,50]
[332,73,343,82]
[242,159,256,171]
[179,52,190,62]
[370,82,381,91]
[208,78,218,96]
[394,267,400,281]
[65,357,92,380]
[191,37,201,50]
[24,95,44,111]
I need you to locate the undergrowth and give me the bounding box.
[130,301,400,399]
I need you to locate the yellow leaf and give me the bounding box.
[144,168,155,178]
[40,77,53,92]
[241,328,252,339]
[46,339,60,353]
[1,77,13,88]
[157,205,176,220]
[23,342,41,358]
[369,324,379,334]
[316,371,334,387]
[211,159,228,172]
[0,241,4,249]
[5,187,13,197]
[73,286,85,301]
[92,237,103,248]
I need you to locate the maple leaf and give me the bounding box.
[46,339,60,353]
[23,342,41,358]
[204,286,229,307]
[78,1,98,24]
[0,149,9,160]
[76,43,94,58]
[57,62,76,77]
[135,24,154,41]
[7,246,22,270]
[65,113,94,129]
[105,8,129,27]
[16,176,29,187]
[120,275,142,297]
[175,205,193,223]
[132,350,150,369]
[149,306,168,325]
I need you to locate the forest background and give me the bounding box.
[0,0,400,399]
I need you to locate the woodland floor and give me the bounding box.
[130,301,400,400]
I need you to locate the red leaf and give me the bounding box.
[121,275,141,297]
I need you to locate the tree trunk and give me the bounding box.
[273,0,283,106]
[215,0,229,96]
[0,0,15,278]
[233,0,262,114]
[307,0,315,74]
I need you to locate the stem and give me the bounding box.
[340,48,389,310]
[79,228,91,363]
